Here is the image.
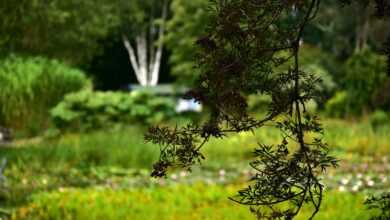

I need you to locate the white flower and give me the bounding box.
[367,180,374,186]
[338,186,346,192]
[357,173,363,179]
[219,169,226,176]
[341,178,349,185]
[179,171,187,178]
[205,178,213,185]
[352,185,359,192]
[356,180,363,187]
[170,174,178,180]
[42,178,48,185]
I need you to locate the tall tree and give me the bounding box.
[311,0,390,57]
[147,0,390,219]
[0,0,120,64]
[121,0,169,86]
[164,0,210,86]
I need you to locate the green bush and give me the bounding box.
[276,45,337,108]
[298,45,341,80]
[50,90,176,131]
[342,49,387,114]
[325,91,349,118]
[0,55,89,135]
[247,95,272,112]
[365,192,390,220]
[372,78,390,110]
[369,110,390,130]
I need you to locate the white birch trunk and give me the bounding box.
[122,0,168,87]
[122,35,146,86]
[149,0,168,86]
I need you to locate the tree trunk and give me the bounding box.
[122,0,168,87]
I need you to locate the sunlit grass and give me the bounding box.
[12,184,372,220]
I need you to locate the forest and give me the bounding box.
[0,0,389,219]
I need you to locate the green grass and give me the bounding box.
[1,117,389,216]
[0,126,159,206]
[2,118,388,174]
[12,184,373,220]
[1,126,158,171]
[204,118,390,165]
[323,118,390,156]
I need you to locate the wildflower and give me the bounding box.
[205,178,213,185]
[219,169,226,176]
[341,178,349,185]
[170,174,178,180]
[179,171,187,178]
[356,180,363,187]
[352,185,359,192]
[357,173,363,179]
[367,180,375,186]
[338,186,346,192]
[42,178,48,185]
[380,175,387,183]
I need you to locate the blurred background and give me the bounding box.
[0,0,389,219]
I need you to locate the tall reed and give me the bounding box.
[0,55,90,136]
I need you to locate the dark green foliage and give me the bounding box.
[277,45,338,107]
[325,91,349,118]
[0,0,120,64]
[51,90,176,131]
[372,78,390,110]
[373,0,390,17]
[326,49,388,117]
[0,56,89,135]
[365,192,390,220]
[369,110,390,130]
[384,37,390,77]
[165,0,210,86]
[146,1,338,219]
[343,49,387,114]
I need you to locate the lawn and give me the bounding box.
[12,184,372,220]
[0,117,389,219]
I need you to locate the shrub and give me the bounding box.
[303,64,337,107]
[50,90,176,131]
[247,95,272,112]
[300,44,341,81]
[342,49,387,114]
[325,91,349,118]
[276,45,337,108]
[0,55,90,135]
[365,192,390,220]
[372,78,390,111]
[369,110,390,130]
